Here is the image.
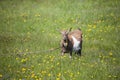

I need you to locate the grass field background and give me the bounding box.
[0,0,120,80]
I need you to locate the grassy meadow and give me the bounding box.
[0,0,120,80]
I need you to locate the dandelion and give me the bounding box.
[77,72,80,75]
[113,58,116,61]
[64,71,67,74]
[31,73,35,78]
[38,78,42,80]
[23,19,26,22]
[87,29,92,32]
[57,73,61,77]
[91,75,94,79]
[56,77,60,80]
[108,75,112,78]
[113,75,117,78]
[0,74,2,78]
[21,58,28,63]
[57,62,60,65]
[42,30,44,33]
[41,70,46,75]
[88,24,92,27]
[16,57,19,60]
[22,68,26,71]
[22,67,26,73]
[90,64,94,68]
[26,49,28,52]
[70,72,73,78]
[38,63,41,66]
[48,73,51,77]
[93,25,96,28]
[35,76,38,79]
[109,52,113,56]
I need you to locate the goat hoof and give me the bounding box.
[61,53,64,56]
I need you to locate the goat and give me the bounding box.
[60,28,82,58]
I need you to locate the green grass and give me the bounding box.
[0,0,120,80]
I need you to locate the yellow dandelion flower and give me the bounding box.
[48,73,51,77]
[70,73,73,77]
[21,59,24,63]
[56,77,60,80]
[87,29,92,32]
[23,19,26,22]
[31,73,35,78]
[77,72,80,75]
[26,49,28,52]
[64,71,67,74]
[93,25,96,28]
[109,52,113,56]
[41,70,46,74]
[57,62,60,65]
[38,78,42,80]
[35,76,37,79]
[16,57,19,60]
[0,74,3,78]
[91,75,94,78]
[108,75,112,77]
[22,68,26,71]
[113,75,117,78]
[90,64,94,67]
[42,30,44,33]
[57,73,61,77]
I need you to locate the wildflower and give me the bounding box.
[26,49,28,52]
[38,63,41,66]
[64,71,67,74]
[70,72,73,77]
[113,75,117,78]
[38,78,42,80]
[42,30,44,33]
[35,13,40,17]
[22,67,26,73]
[35,76,38,79]
[21,58,28,63]
[22,68,26,71]
[108,75,112,77]
[16,57,19,60]
[101,38,103,41]
[77,72,80,75]
[93,25,96,28]
[41,70,46,74]
[109,52,113,56]
[57,73,61,77]
[113,58,116,61]
[56,78,60,80]
[57,62,60,65]
[31,73,35,78]
[48,73,51,77]
[0,74,2,78]
[87,29,91,32]
[91,75,94,78]
[23,19,26,22]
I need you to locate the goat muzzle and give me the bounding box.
[63,42,68,47]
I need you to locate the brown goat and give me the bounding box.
[60,28,82,58]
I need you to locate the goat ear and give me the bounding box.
[66,27,72,34]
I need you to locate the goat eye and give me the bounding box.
[64,39,66,42]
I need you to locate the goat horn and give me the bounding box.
[66,27,72,34]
